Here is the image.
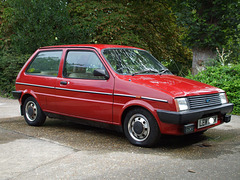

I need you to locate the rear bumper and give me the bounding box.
[157,103,234,125]
[12,91,22,100]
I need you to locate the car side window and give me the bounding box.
[26,51,62,77]
[64,51,106,80]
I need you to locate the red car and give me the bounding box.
[13,44,234,147]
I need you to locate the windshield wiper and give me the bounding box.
[159,69,170,75]
[132,69,159,76]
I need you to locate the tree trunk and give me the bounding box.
[192,48,216,75]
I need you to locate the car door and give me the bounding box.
[54,49,114,123]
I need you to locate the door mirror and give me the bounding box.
[93,69,109,79]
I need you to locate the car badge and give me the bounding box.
[206,99,211,103]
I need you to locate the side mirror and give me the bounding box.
[93,69,109,80]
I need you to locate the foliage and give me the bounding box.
[187,64,240,115]
[215,47,232,66]
[68,0,136,45]
[67,0,192,75]
[0,0,192,75]
[172,0,240,63]
[0,53,30,97]
[1,0,70,54]
[129,1,192,75]
[205,47,234,67]
[0,0,12,51]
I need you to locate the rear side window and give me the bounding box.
[26,51,62,76]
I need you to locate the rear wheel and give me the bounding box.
[123,108,161,147]
[23,97,46,126]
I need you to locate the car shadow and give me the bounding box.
[43,118,209,151]
[158,133,208,149]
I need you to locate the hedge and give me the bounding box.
[187,64,240,115]
[0,53,30,97]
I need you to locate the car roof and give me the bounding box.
[39,44,143,51]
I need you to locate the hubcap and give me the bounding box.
[128,114,150,142]
[133,121,143,134]
[25,101,37,121]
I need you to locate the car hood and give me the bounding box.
[120,74,222,97]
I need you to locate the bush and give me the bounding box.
[0,53,30,97]
[187,64,240,115]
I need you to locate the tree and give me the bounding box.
[68,0,192,75]
[1,0,70,54]
[1,0,192,75]
[129,0,192,75]
[172,0,240,75]
[0,0,13,52]
[67,0,137,45]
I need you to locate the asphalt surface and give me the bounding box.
[0,97,240,180]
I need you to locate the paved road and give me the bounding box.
[0,97,20,118]
[0,97,240,179]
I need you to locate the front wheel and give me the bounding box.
[123,108,161,147]
[23,96,46,126]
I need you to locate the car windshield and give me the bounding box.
[102,48,171,75]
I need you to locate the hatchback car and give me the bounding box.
[13,44,234,147]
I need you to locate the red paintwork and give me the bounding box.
[15,44,225,135]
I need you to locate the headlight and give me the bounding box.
[175,97,189,111]
[219,93,227,104]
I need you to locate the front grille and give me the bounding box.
[188,94,221,109]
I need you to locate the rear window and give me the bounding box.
[26,51,62,77]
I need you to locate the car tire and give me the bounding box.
[123,108,161,147]
[23,96,46,126]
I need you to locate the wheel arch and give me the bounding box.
[20,94,33,115]
[121,103,159,132]
[20,91,40,115]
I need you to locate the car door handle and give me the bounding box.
[60,81,68,85]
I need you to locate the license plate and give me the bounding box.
[198,116,217,129]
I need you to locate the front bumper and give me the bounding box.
[157,103,234,125]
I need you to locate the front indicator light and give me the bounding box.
[219,93,227,104]
[176,97,189,111]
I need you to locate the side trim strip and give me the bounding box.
[16,82,55,89]
[16,82,168,103]
[16,82,113,96]
[114,93,136,98]
[141,96,168,103]
[55,87,113,96]
[114,93,168,103]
